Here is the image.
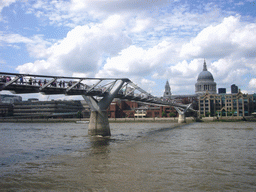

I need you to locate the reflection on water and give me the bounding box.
[0,122,255,191]
[90,136,111,148]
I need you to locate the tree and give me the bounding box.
[162,111,167,117]
[77,111,82,119]
[169,112,176,117]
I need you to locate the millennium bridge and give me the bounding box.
[0,72,195,136]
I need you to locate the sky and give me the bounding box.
[0,0,256,100]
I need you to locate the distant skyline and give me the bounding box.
[0,0,255,100]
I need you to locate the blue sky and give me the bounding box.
[0,0,255,100]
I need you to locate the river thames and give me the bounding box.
[0,121,255,191]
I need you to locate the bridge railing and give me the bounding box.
[0,73,156,100]
[0,73,112,92]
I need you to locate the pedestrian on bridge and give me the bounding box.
[59,80,63,87]
[19,76,23,84]
[29,77,32,85]
[33,79,37,85]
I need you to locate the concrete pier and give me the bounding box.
[83,79,127,136]
[88,111,111,136]
[178,113,186,123]
[175,104,192,124]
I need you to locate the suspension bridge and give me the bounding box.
[0,72,195,136]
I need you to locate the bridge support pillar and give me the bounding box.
[175,103,192,124]
[83,79,127,136]
[88,111,110,136]
[178,113,186,123]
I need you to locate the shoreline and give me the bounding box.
[0,116,255,123]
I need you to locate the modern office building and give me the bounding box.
[231,84,238,94]
[0,103,13,117]
[12,100,89,118]
[218,88,226,94]
[0,94,21,117]
[0,94,22,103]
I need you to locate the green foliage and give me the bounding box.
[162,111,167,117]
[77,111,82,118]
[169,112,176,117]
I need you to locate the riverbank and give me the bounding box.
[0,116,255,123]
[0,117,182,123]
[203,116,256,122]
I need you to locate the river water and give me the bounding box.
[0,122,255,191]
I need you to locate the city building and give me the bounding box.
[12,100,89,118]
[195,59,217,95]
[198,91,256,117]
[0,103,13,117]
[231,84,238,94]
[0,94,22,103]
[0,94,22,117]
[218,88,226,94]
[107,99,178,118]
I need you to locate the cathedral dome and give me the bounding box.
[197,70,214,81]
[195,60,217,95]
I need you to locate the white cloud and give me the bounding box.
[16,15,131,76]
[16,60,59,75]
[127,77,157,94]
[70,0,170,13]
[0,0,16,13]
[211,57,255,88]
[24,0,171,27]
[166,59,202,79]
[96,40,177,78]
[249,78,256,89]
[0,33,33,44]
[140,78,156,93]
[180,16,256,59]
[0,33,52,58]
[141,78,156,86]
[130,18,152,33]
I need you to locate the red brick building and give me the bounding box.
[107,99,178,118]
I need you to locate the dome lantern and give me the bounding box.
[203,59,207,71]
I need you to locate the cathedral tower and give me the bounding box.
[163,80,172,99]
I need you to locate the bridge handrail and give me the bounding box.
[0,72,130,81]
